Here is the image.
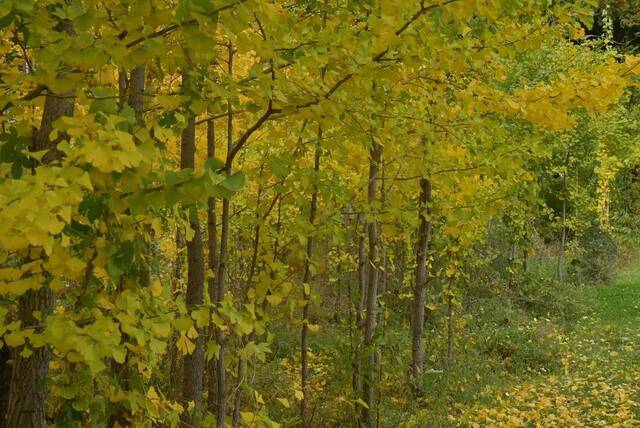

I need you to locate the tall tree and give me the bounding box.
[361,139,382,427]
[180,72,206,425]
[410,175,432,390]
[6,89,74,428]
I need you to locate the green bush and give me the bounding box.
[569,224,619,284]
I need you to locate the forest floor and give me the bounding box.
[455,264,640,427]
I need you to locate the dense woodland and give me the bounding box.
[2,0,640,427]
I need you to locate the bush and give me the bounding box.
[569,224,618,284]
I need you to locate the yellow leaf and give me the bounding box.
[176,334,195,355]
[150,281,163,297]
[50,278,66,292]
[355,398,369,409]
[5,330,26,347]
[241,411,257,425]
[277,398,290,408]
[147,386,160,401]
[294,390,304,401]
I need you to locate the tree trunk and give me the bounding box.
[233,169,270,428]
[170,229,185,399]
[180,92,205,425]
[557,168,567,282]
[447,294,454,367]
[110,64,147,426]
[128,66,145,124]
[361,140,381,427]
[6,289,55,428]
[6,89,74,428]
[214,43,234,427]
[206,118,219,413]
[352,219,367,395]
[410,177,432,392]
[0,345,10,423]
[301,128,321,428]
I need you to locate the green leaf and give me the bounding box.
[204,156,225,172]
[220,171,246,192]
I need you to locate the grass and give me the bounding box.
[584,262,640,325]
[455,255,640,427]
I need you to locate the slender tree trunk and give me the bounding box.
[301,128,322,428]
[410,177,432,392]
[214,195,229,427]
[233,167,271,428]
[395,241,406,296]
[180,77,206,425]
[170,229,185,399]
[508,240,518,288]
[214,42,234,427]
[109,65,147,426]
[128,65,145,124]
[353,220,367,395]
[447,294,454,367]
[361,140,381,427]
[6,89,74,428]
[206,119,219,413]
[334,263,342,323]
[378,160,387,298]
[118,69,127,109]
[557,168,567,282]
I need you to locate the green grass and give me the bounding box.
[583,263,640,325]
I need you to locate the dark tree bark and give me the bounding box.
[5,89,74,428]
[410,177,432,392]
[6,289,55,428]
[180,81,206,425]
[128,65,145,124]
[0,345,10,423]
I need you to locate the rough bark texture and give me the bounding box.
[6,289,55,428]
[128,65,145,124]
[410,177,432,391]
[301,131,321,428]
[361,141,381,427]
[5,90,74,428]
[0,345,10,423]
[180,111,205,426]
